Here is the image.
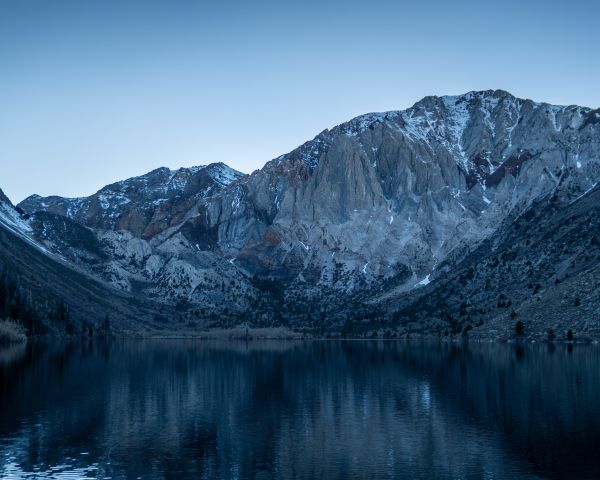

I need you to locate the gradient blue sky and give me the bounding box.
[1,0,599,203]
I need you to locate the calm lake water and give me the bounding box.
[0,340,599,479]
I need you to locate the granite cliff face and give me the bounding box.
[11,90,600,335]
[234,91,596,280]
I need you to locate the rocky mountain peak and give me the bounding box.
[18,163,245,238]
[0,188,12,207]
[266,89,579,181]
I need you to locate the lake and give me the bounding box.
[1,340,599,479]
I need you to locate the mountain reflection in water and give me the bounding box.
[1,340,599,479]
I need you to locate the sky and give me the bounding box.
[1,0,599,203]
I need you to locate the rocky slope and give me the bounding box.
[0,190,183,335]
[369,183,600,340]
[8,90,600,336]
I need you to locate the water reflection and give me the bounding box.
[1,340,599,479]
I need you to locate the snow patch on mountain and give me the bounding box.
[441,95,471,169]
[0,202,31,235]
[207,163,244,186]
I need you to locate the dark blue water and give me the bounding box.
[1,340,599,479]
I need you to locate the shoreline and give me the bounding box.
[12,330,600,345]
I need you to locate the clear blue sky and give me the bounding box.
[1,0,599,203]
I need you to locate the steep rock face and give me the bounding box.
[189,90,599,291]
[16,90,600,318]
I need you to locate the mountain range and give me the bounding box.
[2,89,600,339]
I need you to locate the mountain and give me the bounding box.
[377,183,600,340]
[20,163,243,237]
[10,90,600,337]
[0,188,32,239]
[0,190,175,335]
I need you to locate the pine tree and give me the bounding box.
[514,320,525,336]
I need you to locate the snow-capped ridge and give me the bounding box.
[0,189,29,232]
[17,162,246,235]
[278,90,595,182]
